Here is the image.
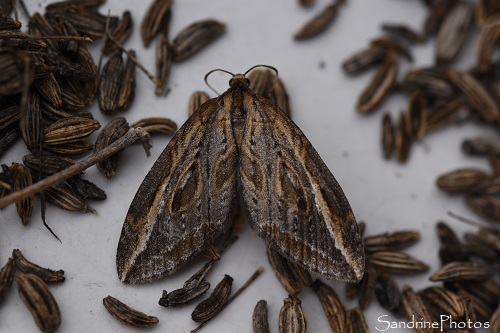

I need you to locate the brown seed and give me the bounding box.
[34,73,62,109]
[44,181,95,213]
[103,295,159,328]
[419,286,466,318]
[159,280,211,307]
[370,37,413,62]
[347,307,369,333]
[172,19,226,62]
[406,90,427,140]
[312,279,347,333]
[0,258,15,305]
[294,4,338,40]
[192,274,233,323]
[95,117,130,178]
[395,111,412,163]
[44,116,100,145]
[364,230,420,253]
[375,272,402,315]
[381,113,395,159]
[183,262,214,289]
[401,285,433,333]
[436,168,491,193]
[356,51,398,113]
[16,273,61,333]
[253,299,270,333]
[426,98,469,133]
[477,21,500,72]
[141,0,172,47]
[436,221,468,264]
[476,0,500,26]
[358,261,377,310]
[464,194,500,221]
[435,2,473,64]
[279,295,307,333]
[98,51,123,114]
[403,68,455,99]
[11,163,33,226]
[131,117,177,136]
[13,249,65,283]
[462,137,500,156]
[19,90,41,154]
[267,247,301,295]
[287,262,314,287]
[103,11,133,56]
[117,49,136,110]
[271,76,292,117]
[381,23,425,43]
[188,91,210,117]
[429,262,489,282]
[369,251,430,274]
[342,46,387,76]
[0,104,21,131]
[44,141,94,157]
[155,31,172,96]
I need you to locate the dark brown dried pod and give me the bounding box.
[117,50,136,111]
[103,295,159,328]
[358,261,377,310]
[419,286,466,318]
[370,37,413,62]
[375,272,402,315]
[364,230,420,253]
[131,117,177,136]
[395,111,412,163]
[381,23,425,43]
[34,73,62,109]
[0,51,33,96]
[462,137,500,156]
[0,128,21,157]
[103,11,133,56]
[342,47,387,76]
[435,2,473,64]
[347,307,369,333]
[357,51,398,113]
[188,91,210,117]
[477,21,500,72]
[253,299,270,333]
[67,177,107,201]
[0,258,15,305]
[369,251,430,274]
[267,247,301,295]
[294,4,338,40]
[192,274,233,323]
[406,90,427,140]
[436,221,469,264]
[44,181,95,213]
[447,70,500,123]
[423,0,457,37]
[436,168,491,193]
[13,249,65,283]
[159,280,211,307]
[45,11,117,39]
[279,295,307,333]
[401,285,433,333]
[0,104,21,131]
[465,194,500,221]
[426,98,469,133]
[44,141,94,157]
[429,262,489,282]
[381,113,395,159]
[403,68,455,99]
[141,0,172,47]
[455,288,495,322]
[287,262,314,288]
[95,117,130,178]
[312,279,347,333]
[43,116,100,145]
[98,51,123,114]
[19,90,41,154]
[172,19,226,62]
[11,163,33,226]
[155,31,172,96]
[16,273,61,333]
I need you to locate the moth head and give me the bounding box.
[204,65,278,94]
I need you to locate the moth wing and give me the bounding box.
[117,98,238,284]
[239,95,364,282]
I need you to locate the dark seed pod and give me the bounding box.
[347,307,369,333]
[13,249,65,283]
[279,295,307,333]
[375,272,402,316]
[117,50,136,111]
[191,275,233,323]
[436,168,491,193]
[103,295,159,328]
[419,286,465,318]
[294,4,338,40]
[253,299,270,333]
[369,251,429,274]
[0,258,15,305]
[364,230,420,253]
[267,247,301,295]
[429,262,489,282]
[312,279,347,333]
[159,280,211,307]
[401,285,433,333]
[98,52,123,114]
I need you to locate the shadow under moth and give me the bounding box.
[116,66,365,284]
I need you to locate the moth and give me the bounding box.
[116,66,365,284]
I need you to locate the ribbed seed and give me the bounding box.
[267,247,301,295]
[312,279,347,333]
[294,4,338,40]
[253,299,270,333]
[279,295,307,333]
[436,168,491,193]
[364,230,420,253]
[155,31,172,96]
[13,249,65,283]
[131,117,177,136]
[342,47,387,76]
[43,116,100,145]
[192,274,233,323]
[462,137,500,156]
[141,0,172,47]
[188,91,210,117]
[429,262,489,282]
[159,279,211,307]
[95,117,130,178]
[103,11,133,55]
[117,50,136,110]
[11,163,33,226]
[347,307,369,333]
[103,295,159,328]
[382,113,395,159]
[98,52,123,114]
[436,2,473,64]
[419,286,465,318]
[369,251,430,274]
[401,285,433,333]
[0,258,15,305]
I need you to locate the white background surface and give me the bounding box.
[0,0,495,332]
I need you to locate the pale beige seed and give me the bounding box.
[429,262,489,282]
[16,273,61,333]
[436,168,491,193]
[279,295,307,333]
[364,230,420,253]
[401,285,433,333]
[312,279,347,332]
[192,274,233,323]
[294,4,338,40]
[188,91,210,117]
[0,258,15,305]
[369,251,429,274]
[13,249,65,283]
[103,295,159,328]
[381,113,394,159]
[253,300,270,333]
[347,307,369,333]
[267,247,301,295]
[419,286,465,318]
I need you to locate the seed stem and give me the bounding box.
[0,128,151,209]
[190,266,264,333]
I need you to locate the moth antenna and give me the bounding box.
[204,69,234,95]
[244,64,278,77]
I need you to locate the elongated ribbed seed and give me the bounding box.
[419,286,465,318]
[267,247,301,295]
[436,168,491,193]
[382,113,394,159]
[188,91,210,117]
[103,295,159,328]
[429,262,489,282]
[192,274,233,323]
[43,116,100,145]
[99,52,123,114]
[294,4,338,40]
[279,295,307,333]
[312,279,347,333]
[364,230,420,253]
[369,251,430,274]
[95,117,130,178]
[155,31,172,96]
[131,117,177,136]
[401,285,433,333]
[347,307,369,333]
[11,163,33,226]
[342,47,387,76]
[0,258,15,304]
[253,299,270,333]
[103,11,133,55]
[13,249,65,283]
[117,50,136,110]
[159,280,211,307]
[462,137,500,156]
[141,0,172,47]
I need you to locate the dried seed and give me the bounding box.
[253,300,270,333]
[34,73,62,109]
[476,0,500,26]
[0,128,21,157]
[95,117,130,178]
[267,247,301,295]
[172,19,226,62]
[436,168,491,193]
[477,21,500,72]
[155,32,172,96]
[455,288,495,322]
[287,262,313,287]
[369,251,430,274]
[381,113,395,159]
[419,286,465,318]
[357,51,398,113]
[347,307,369,333]
[406,90,427,140]
[19,90,41,153]
[67,177,106,201]
[358,261,377,310]
[13,249,65,283]
[375,272,402,315]
[192,274,233,323]
[381,23,424,43]
[188,91,210,117]
[447,69,500,123]
[0,258,15,305]
[103,295,159,328]
[184,262,214,289]
[16,273,61,333]
[436,2,473,64]
[403,68,455,99]
[0,104,21,131]
[11,163,33,225]
[395,111,412,163]
[117,49,136,110]
[312,279,347,333]
[44,141,94,156]
[364,230,420,253]
[370,37,413,62]
[294,4,338,40]
[426,98,469,133]
[271,76,292,117]
[98,51,123,114]
[464,194,500,221]
[429,262,489,282]
[44,116,100,145]
[44,181,95,213]
[401,285,433,333]
[279,295,307,333]
[141,0,172,47]
[342,46,387,76]
[462,137,500,156]
[159,280,211,307]
[103,11,133,56]
[436,221,468,264]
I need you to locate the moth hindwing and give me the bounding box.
[116,69,365,284]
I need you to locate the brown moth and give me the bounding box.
[116,66,365,284]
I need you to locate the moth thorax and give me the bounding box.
[229,74,250,89]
